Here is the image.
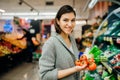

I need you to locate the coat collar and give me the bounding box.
[54,34,78,59]
[56,34,72,48]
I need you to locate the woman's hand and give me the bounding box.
[58,64,87,79]
[32,37,40,46]
[74,64,87,72]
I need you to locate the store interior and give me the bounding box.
[0,0,120,80]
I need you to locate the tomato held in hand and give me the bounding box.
[88,58,95,63]
[80,55,87,61]
[75,60,81,66]
[80,60,88,66]
[88,62,97,71]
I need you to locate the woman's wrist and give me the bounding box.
[73,64,87,72]
[73,66,79,72]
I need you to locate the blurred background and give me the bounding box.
[0,0,120,80]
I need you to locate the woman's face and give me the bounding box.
[57,12,76,35]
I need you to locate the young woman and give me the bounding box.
[39,5,87,80]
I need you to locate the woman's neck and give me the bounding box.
[60,32,69,40]
[60,32,71,48]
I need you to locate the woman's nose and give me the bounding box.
[68,21,72,26]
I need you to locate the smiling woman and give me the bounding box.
[39,5,87,80]
[56,12,76,36]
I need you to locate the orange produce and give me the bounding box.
[75,55,97,71]
[80,60,88,66]
[88,58,95,63]
[88,62,97,71]
[79,55,87,61]
[75,60,81,66]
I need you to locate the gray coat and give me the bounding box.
[39,34,80,80]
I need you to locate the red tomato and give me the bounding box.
[80,60,88,66]
[88,58,95,64]
[75,60,81,66]
[80,55,87,61]
[88,62,97,71]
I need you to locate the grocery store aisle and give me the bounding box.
[0,61,40,80]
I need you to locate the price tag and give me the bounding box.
[116,38,120,44]
[3,20,13,33]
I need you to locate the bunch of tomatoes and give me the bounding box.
[75,54,97,71]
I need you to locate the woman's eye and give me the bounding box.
[63,19,68,22]
[71,19,75,22]
[63,19,75,22]
[72,18,76,22]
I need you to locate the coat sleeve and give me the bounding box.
[39,37,58,80]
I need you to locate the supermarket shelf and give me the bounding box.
[101,62,112,74]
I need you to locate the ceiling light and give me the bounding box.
[0,12,56,19]
[39,12,56,15]
[1,12,38,16]
[0,9,5,13]
[18,0,39,13]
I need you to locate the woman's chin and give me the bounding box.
[63,31,72,35]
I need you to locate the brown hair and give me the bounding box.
[54,5,76,34]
